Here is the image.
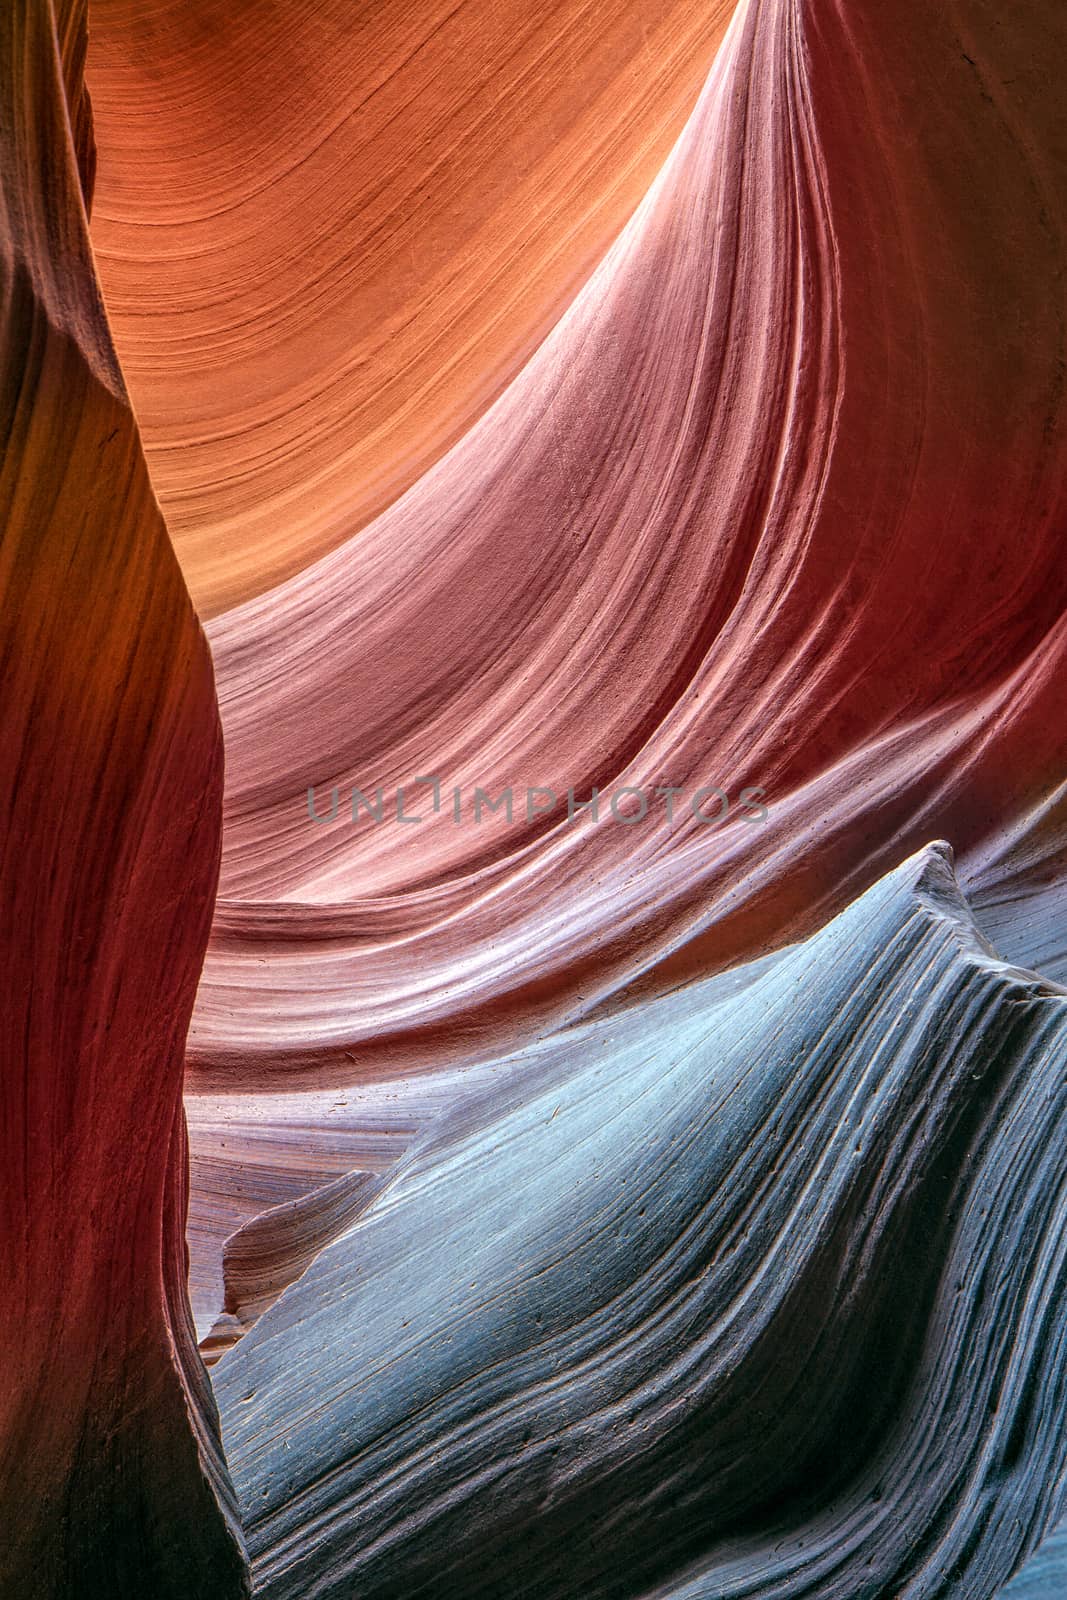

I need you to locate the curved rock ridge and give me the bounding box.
[201,1167,387,1364]
[86,0,734,615]
[184,0,1067,1093]
[968,782,1067,988]
[183,1066,489,1342]
[198,951,790,1354]
[213,845,1067,1599]
[0,4,246,1594]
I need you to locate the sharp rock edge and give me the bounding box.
[214,843,1067,1600]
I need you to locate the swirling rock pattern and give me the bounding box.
[181,0,1067,1102]
[0,3,246,1594]
[215,847,1067,1599]
[87,0,734,614]
[2,0,1066,1595]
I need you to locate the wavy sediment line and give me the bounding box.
[967,781,1067,988]
[211,845,1067,1598]
[182,0,1067,1096]
[86,0,734,615]
[3,0,1064,1593]
[0,4,247,1593]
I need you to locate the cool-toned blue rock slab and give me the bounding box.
[216,844,1067,1599]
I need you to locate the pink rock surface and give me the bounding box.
[188,0,1067,1094]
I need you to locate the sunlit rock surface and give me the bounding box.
[178,0,1067,1106]
[2,0,1066,1593]
[86,0,734,615]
